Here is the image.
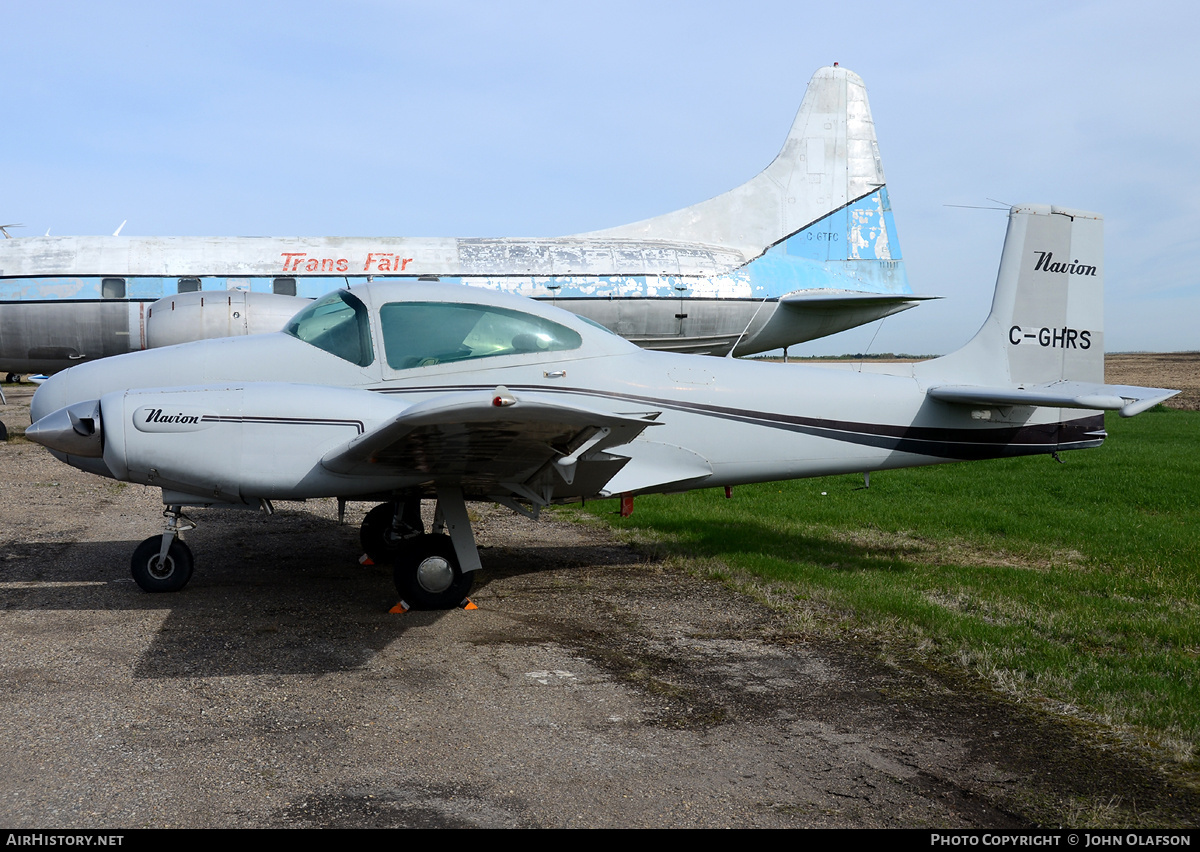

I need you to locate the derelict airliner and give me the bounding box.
[0,65,921,378]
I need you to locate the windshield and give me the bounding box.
[379,302,582,370]
[578,315,621,336]
[283,290,374,367]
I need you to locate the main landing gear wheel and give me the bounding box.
[361,499,424,564]
[131,535,195,593]
[393,534,474,610]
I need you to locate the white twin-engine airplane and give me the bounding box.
[26,203,1176,609]
[0,64,922,377]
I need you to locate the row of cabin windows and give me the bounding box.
[99,277,299,298]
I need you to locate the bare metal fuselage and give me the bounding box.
[0,225,914,373]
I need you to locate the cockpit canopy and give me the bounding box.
[379,302,581,369]
[283,289,374,367]
[284,289,586,370]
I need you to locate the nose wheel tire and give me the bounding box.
[131,535,195,593]
[393,534,473,610]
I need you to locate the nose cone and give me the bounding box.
[26,399,104,457]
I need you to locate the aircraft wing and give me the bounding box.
[928,381,1179,418]
[320,387,661,501]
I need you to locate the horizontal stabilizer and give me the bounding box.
[599,441,713,496]
[928,381,1179,418]
[779,290,936,308]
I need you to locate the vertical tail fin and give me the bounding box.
[579,66,892,260]
[923,205,1176,416]
[929,204,1105,386]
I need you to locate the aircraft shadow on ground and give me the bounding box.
[1,511,649,679]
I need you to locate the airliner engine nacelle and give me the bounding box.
[146,291,312,349]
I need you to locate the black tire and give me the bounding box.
[0,420,7,442]
[131,535,195,593]
[4,373,16,384]
[393,534,474,609]
[360,499,423,564]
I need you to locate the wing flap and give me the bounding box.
[929,381,1179,417]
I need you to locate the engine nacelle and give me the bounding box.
[146,291,313,348]
[96,383,407,500]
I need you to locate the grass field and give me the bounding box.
[568,407,1200,765]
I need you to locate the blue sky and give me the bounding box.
[5,1,1197,354]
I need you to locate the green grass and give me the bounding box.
[567,408,1200,760]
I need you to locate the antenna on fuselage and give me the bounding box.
[113,219,127,236]
[0,224,23,239]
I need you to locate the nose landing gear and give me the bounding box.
[131,507,196,592]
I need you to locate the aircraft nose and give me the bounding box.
[29,371,70,425]
[26,399,104,457]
